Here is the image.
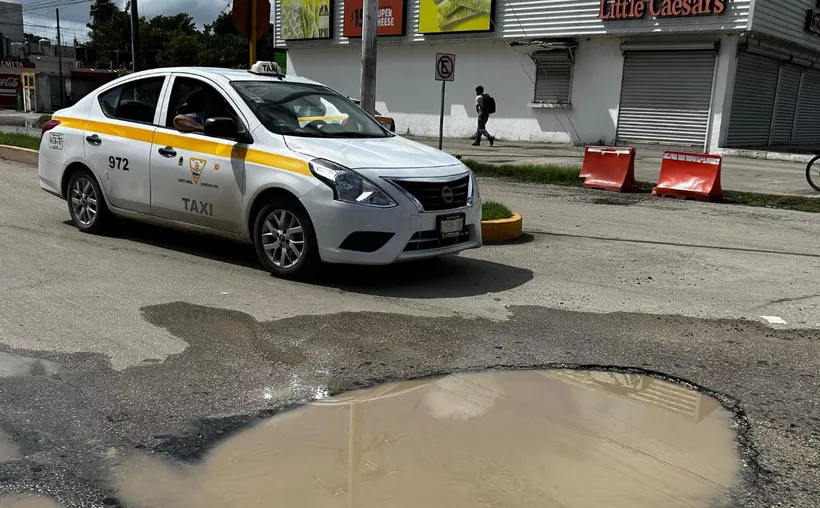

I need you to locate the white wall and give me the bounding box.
[287,38,624,143]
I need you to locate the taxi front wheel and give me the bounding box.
[67,170,111,234]
[253,198,319,279]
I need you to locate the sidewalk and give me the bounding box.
[412,137,818,197]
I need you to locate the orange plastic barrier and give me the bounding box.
[653,151,723,202]
[581,146,637,192]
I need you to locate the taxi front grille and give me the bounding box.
[403,229,471,252]
[390,175,470,211]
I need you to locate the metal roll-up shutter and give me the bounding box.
[771,63,802,146]
[532,51,573,104]
[726,53,780,147]
[616,51,716,146]
[793,69,820,146]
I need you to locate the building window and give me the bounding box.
[531,50,573,105]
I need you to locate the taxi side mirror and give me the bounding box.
[204,117,252,144]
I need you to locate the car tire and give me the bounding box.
[253,197,320,280]
[67,169,111,234]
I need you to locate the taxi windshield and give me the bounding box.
[231,81,390,138]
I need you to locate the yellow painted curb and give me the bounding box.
[481,213,522,243]
[0,144,38,166]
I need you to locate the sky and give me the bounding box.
[5,0,235,44]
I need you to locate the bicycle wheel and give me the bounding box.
[807,155,820,192]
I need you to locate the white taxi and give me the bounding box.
[38,62,482,278]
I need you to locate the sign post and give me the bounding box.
[434,53,455,150]
[233,0,271,66]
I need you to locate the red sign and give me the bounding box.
[598,0,725,20]
[343,0,405,37]
[0,73,21,107]
[0,60,34,69]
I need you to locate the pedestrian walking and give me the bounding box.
[473,85,496,147]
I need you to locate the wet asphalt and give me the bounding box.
[0,159,819,507]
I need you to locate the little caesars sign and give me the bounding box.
[598,0,726,19]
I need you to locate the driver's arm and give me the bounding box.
[174,114,204,133]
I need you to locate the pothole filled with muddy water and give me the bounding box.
[114,370,741,508]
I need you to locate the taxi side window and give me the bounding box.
[98,77,165,124]
[166,77,239,136]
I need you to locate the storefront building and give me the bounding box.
[273,0,820,151]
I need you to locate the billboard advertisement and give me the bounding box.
[281,0,332,40]
[343,0,405,37]
[419,0,493,33]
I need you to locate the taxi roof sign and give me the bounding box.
[250,61,284,78]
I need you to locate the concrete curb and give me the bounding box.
[481,213,523,243]
[712,148,814,164]
[0,145,38,166]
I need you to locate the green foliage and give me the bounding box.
[24,33,45,43]
[463,159,820,214]
[0,133,40,150]
[482,201,513,221]
[463,159,584,186]
[82,1,279,70]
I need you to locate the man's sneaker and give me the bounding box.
[471,141,480,146]
[489,136,495,147]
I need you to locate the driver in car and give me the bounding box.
[173,89,226,133]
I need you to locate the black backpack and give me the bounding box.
[482,93,496,115]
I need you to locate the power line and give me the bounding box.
[24,0,94,15]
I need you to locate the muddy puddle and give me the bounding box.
[0,496,65,508]
[0,352,58,378]
[0,430,18,462]
[114,370,741,508]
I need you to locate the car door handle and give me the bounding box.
[85,134,101,146]
[158,146,177,158]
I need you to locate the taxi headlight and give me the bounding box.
[467,170,479,207]
[309,159,397,208]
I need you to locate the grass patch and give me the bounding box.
[0,132,39,150]
[482,200,513,221]
[463,158,820,213]
[37,114,52,127]
[463,159,584,187]
[722,190,820,213]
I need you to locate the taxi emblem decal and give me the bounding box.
[189,158,207,184]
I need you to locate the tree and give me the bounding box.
[83,4,276,70]
[24,33,46,43]
[86,0,131,69]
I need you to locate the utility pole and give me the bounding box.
[359,0,377,115]
[249,0,257,65]
[129,0,140,71]
[56,8,64,107]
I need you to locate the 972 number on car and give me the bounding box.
[108,156,129,171]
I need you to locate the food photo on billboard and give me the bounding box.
[418,0,494,33]
[281,0,333,40]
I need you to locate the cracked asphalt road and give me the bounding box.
[0,159,819,507]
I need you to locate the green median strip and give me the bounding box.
[2,141,816,213]
[464,159,584,187]
[0,132,39,151]
[462,158,820,213]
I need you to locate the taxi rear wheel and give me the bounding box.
[253,198,319,279]
[67,170,111,234]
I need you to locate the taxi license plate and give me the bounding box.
[48,133,63,150]
[438,214,465,239]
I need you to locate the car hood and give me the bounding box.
[283,135,460,171]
